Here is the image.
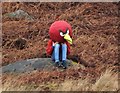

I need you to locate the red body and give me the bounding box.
[46,20,72,55]
[46,39,71,55]
[49,21,72,43]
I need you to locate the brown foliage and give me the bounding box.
[2,2,119,85]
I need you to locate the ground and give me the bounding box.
[2,2,119,91]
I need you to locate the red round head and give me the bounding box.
[49,21,72,43]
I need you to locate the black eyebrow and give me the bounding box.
[59,30,66,34]
[59,28,69,34]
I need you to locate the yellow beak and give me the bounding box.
[64,34,72,44]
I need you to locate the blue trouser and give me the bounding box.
[52,43,67,63]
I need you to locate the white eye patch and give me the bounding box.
[60,32,64,37]
[66,29,69,34]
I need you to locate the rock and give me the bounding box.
[3,9,34,21]
[1,58,76,73]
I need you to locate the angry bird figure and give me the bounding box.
[46,20,72,69]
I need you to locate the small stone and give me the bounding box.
[13,68,16,72]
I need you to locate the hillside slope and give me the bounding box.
[2,2,119,91]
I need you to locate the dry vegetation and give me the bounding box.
[58,69,118,91]
[2,2,119,91]
[2,69,118,91]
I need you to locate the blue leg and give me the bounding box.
[51,46,55,61]
[54,43,60,62]
[62,44,67,61]
[61,44,67,69]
